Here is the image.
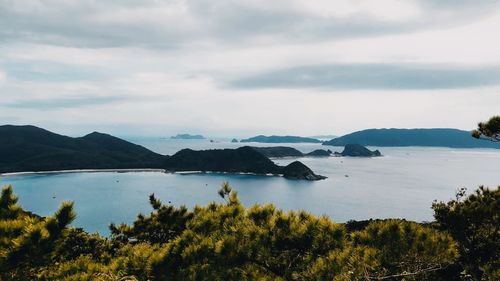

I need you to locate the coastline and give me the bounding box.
[0,168,167,177]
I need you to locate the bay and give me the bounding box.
[2,139,499,235]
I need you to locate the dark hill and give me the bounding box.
[323,128,500,148]
[241,135,321,143]
[164,147,325,180]
[164,147,279,175]
[0,126,324,180]
[0,125,165,173]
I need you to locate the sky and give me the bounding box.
[1,0,499,137]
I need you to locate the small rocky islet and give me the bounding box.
[250,145,381,158]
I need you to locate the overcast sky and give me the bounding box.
[1,0,499,137]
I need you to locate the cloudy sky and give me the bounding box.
[1,0,499,137]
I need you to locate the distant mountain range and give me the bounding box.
[241,135,322,143]
[0,125,325,180]
[323,128,500,149]
[238,129,498,149]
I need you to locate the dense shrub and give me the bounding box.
[1,183,496,280]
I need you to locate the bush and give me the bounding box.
[433,186,499,280]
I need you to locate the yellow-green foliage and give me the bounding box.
[152,190,346,280]
[3,183,488,280]
[39,243,161,281]
[0,185,76,280]
[351,220,457,280]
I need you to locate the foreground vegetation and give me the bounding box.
[0,183,498,280]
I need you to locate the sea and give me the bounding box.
[2,139,499,235]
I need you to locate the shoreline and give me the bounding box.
[0,169,282,178]
[0,168,167,177]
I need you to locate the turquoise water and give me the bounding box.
[2,140,499,235]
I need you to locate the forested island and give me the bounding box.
[323,128,500,148]
[0,125,325,180]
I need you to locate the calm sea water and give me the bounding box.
[2,139,499,235]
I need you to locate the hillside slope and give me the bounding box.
[0,125,165,173]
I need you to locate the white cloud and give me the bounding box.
[1,0,496,48]
[0,70,6,84]
[0,1,499,136]
[295,0,421,21]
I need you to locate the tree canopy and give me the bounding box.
[472,116,500,142]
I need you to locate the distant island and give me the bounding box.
[171,134,205,140]
[323,128,500,149]
[241,135,322,143]
[0,125,325,181]
[334,144,382,157]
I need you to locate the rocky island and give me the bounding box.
[0,125,325,181]
[281,161,326,180]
